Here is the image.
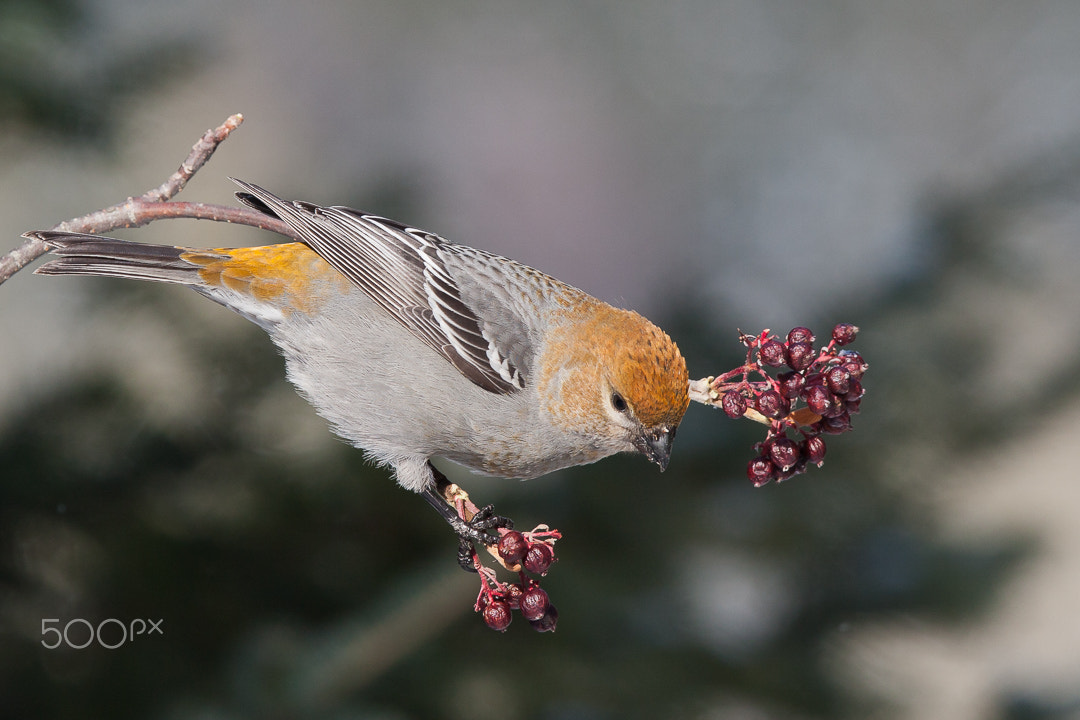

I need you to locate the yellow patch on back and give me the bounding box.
[181,243,352,315]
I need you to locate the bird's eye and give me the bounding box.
[610,391,629,414]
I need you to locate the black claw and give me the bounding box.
[469,505,513,536]
[458,537,477,572]
[451,506,511,549]
[452,507,513,572]
[420,464,515,572]
[416,490,509,546]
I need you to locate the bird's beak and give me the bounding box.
[635,426,676,472]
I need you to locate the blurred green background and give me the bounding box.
[3,1,1080,718]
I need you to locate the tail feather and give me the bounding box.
[30,231,219,285]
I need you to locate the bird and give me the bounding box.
[28,179,690,548]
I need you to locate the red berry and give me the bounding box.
[787,326,815,345]
[756,389,787,418]
[844,378,864,401]
[821,393,848,418]
[529,603,559,633]
[804,384,833,416]
[825,366,852,395]
[832,323,859,346]
[802,435,826,466]
[758,339,786,367]
[767,437,800,471]
[721,390,747,419]
[483,600,512,631]
[842,361,864,379]
[785,342,815,371]
[776,458,807,482]
[845,398,862,415]
[519,586,550,621]
[524,543,555,575]
[817,412,851,434]
[497,531,529,565]
[778,371,805,399]
[505,582,525,610]
[839,351,868,378]
[747,455,775,486]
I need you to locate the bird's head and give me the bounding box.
[540,303,690,470]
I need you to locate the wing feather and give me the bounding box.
[232,180,526,394]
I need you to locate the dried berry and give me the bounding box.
[721,390,748,419]
[519,586,550,622]
[844,378,864,401]
[767,437,800,471]
[825,366,852,395]
[756,389,787,418]
[787,326,815,345]
[483,600,512,632]
[839,351,868,377]
[505,582,525,610]
[841,362,863,381]
[817,413,851,435]
[775,457,807,482]
[785,342,815,371]
[777,371,805,399]
[758,339,786,367]
[529,604,559,633]
[747,455,775,486]
[821,393,848,418]
[804,384,833,417]
[497,531,529,566]
[523,543,555,575]
[831,323,858,346]
[802,435,826,466]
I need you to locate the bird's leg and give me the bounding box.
[420,464,563,630]
[421,463,513,571]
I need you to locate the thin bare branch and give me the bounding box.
[141,113,244,203]
[41,198,295,237]
[0,113,290,286]
[0,235,51,285]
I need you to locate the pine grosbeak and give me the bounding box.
[30,180,690,543]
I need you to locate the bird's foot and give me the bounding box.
[421,463,562,631]
[420,470,512,571]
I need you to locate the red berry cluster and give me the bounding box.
[711,323,866,486]
[474,526,561,632]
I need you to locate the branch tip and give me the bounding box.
[1,114,250,286]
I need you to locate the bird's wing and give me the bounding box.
[232,179,532,394]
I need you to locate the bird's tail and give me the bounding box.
[29,231,218,286]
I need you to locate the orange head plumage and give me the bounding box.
[538,300,689,470]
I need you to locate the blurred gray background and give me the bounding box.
[2,1,1080,719]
